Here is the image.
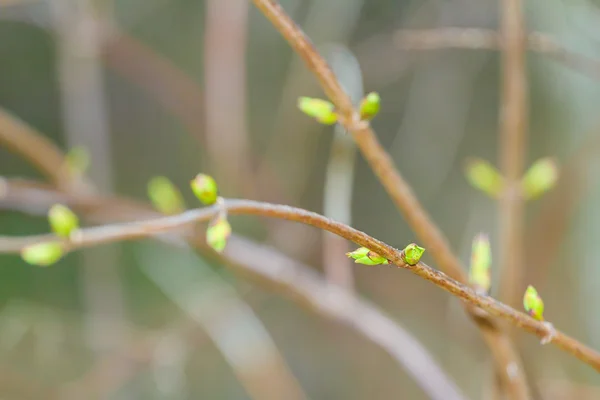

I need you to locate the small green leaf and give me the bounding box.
[148,176,186,215]
[464,158,504,198]
[190,174,218,205]
[402,243,425,265]
[359,92,381,120]
[48,204,79,238]
[469,233,491,293]
[21,242,65,267]
[523,285,545,321]
[346,247,390,265]
[206,216,232,253]
[297,97,338,125]
[522,158,559,200]
[64,146,90,176]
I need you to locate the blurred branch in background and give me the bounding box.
[322,46,362,291]
[138,244,308,400]
[392,29,600,81]
[49,0,127,356]
[498,0,528,323]
[203,0,253,196]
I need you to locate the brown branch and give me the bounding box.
[250,0,530,397]
[0,181,466,400]
[498,0,528,313]
[392,28,600,81]
[0,108,78,191]
[1,196,600,374]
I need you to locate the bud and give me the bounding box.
[522,158,559,200]
[48,204,79,238]
[359,92,381,120]
[469,233,492,294]
[206,215,232,253]
[21,242,64,267]
[346,247,390,265]
[402,243,425,265]
[297,97,338,125]
[148,176,185,215]
[64,146,90,176]
[464,158,503,198]
[523,285,545,321]
[190,174,218,205]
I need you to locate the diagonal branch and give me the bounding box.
[1,194,600,373]
[250,0,530,397]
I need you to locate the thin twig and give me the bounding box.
[392,28,600,81]
[1,196,600,373]
[0,181,466,400]
[250,1,530,397]
[498,0,528,313]
[204,0,253,195]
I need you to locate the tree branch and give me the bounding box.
[498,0,528,315]
[250,0,530,397]
[1,194,599,373]
[0,181,466,400]
[392,28,600,82]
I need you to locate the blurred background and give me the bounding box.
[1,0,600,398]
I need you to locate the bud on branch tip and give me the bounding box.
[64,146,90,176]
[297,97,338,125]
[206,216,232,253]
[21,242,65,267]
[148,176,185,215]
[346,247,390,265]
[522,158,559,200]
[469,233,492,294]
[523,285,545,321]
[464,158,503,198]
[402,243,425,265]
[190,174,218,205]
[48,204,79,238]
[359,92,381,120]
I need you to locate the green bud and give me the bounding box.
[297,97,338,125]
[64,146,90,176]
[206,216,232,253]
[48,204,79,238]
[190,174,218,205]
[346,247,390,265]
[148,176,186,215]
[523,285,545,321]
[359,92,381,120]
[21,242,65,267]
[402,243,425,265]
[522,158,558,200]
[464,158,504,198]
[469,233,491,293]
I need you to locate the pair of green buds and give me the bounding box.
[346,243,425,266]
[298,92,381,125]
[21,204,80,267]
[468,234,546,321]
[145,173,232,253]
[465,157,558,200]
